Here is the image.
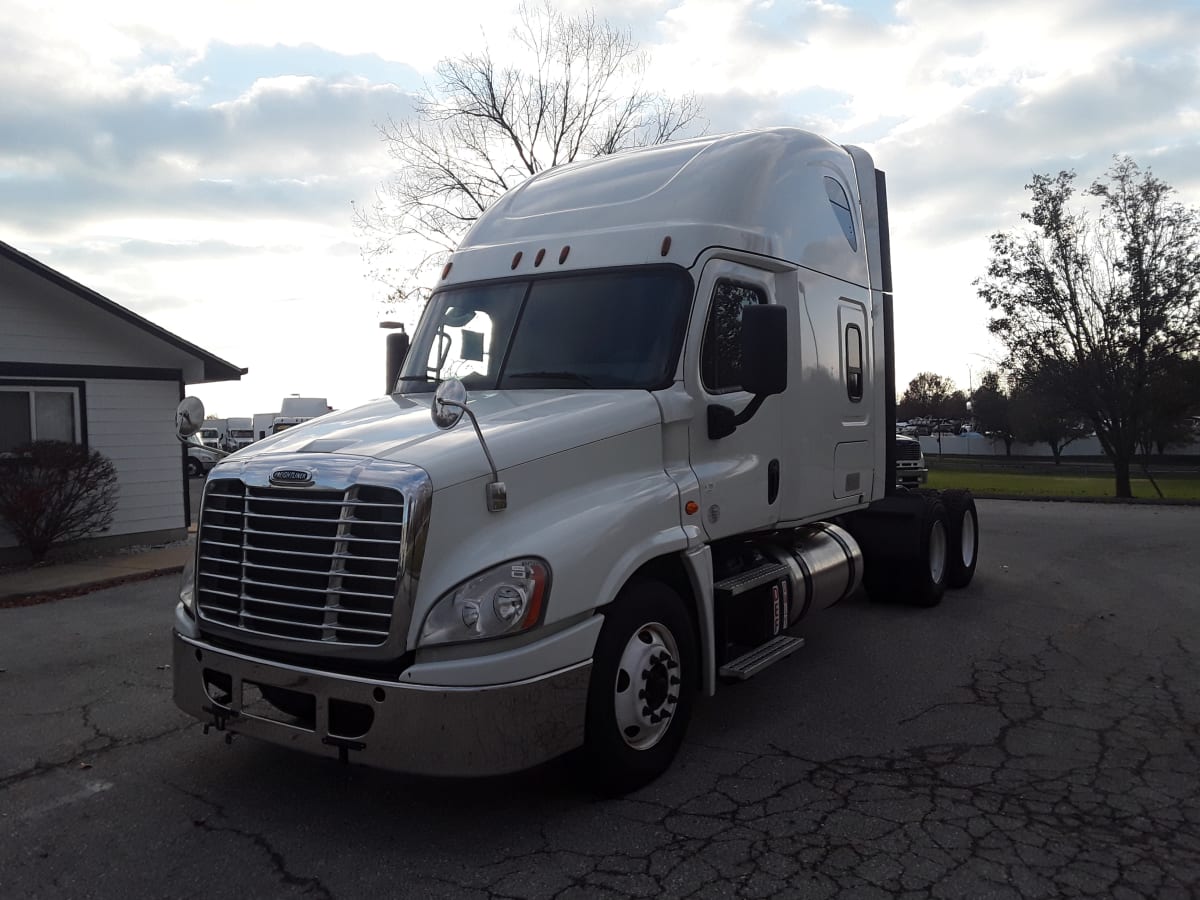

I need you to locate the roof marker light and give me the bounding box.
[559,245,570,264]
[534,248,546,267]
[660,236,672,257]
[511,251,523,270]
[441,261,453,279]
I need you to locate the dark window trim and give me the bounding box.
[0,378,89,447]
[0,362,183,382]
[701,278,767,396]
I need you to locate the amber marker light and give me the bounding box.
[441,261,453,279]
[685,501,699,515]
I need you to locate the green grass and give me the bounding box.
[927,469,1200,500]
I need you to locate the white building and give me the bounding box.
[0,240,244,563]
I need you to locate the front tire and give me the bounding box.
[187,458,202,477]
[580,580,697,795]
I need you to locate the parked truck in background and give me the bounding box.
[198,419,228,451]
[173,128,980,793]
[225,417,254,451]
[271,397,332,434]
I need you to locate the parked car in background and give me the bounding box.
[185,435,219,477]
[895,432,928,488]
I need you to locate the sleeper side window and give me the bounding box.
[824,176,858,251]
[845,323,863,402]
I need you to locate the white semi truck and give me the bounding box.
[173,128,979,793]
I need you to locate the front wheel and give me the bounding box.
[187,458,202,477]
[580,580,697,795]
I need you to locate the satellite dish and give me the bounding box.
[176,396,206,437]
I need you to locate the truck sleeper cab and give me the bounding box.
[172,128,979,793]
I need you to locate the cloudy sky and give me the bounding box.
[3,0,1198,419]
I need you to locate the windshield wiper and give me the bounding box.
[505,371,595,387]
[397,375,443,384]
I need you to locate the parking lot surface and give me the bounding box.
[1,499,1197,898]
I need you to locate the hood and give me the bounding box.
[225,390,665,489]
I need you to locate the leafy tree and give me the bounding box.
[971,371,1015,455]
[898,372,957,421]
[357,1,703,315]
[0,441,118,563]
[1008,366,1088,462]
[978,157,1200,496]
[1138,355,1200,455]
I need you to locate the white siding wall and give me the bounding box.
[0,378,185,551]
[85,379,186,536]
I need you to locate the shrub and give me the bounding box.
[0,441,118,563]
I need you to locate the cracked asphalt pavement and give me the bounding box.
[2,499,1198,899]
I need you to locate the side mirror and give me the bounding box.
[431,379,467,430]
[740,304,787,396]
[176,397,205,437]
[383,325,410,395]
[706,304,788,440]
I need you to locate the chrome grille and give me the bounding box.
[895,441,922,461]
[196,478,405,647]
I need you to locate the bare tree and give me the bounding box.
[978,158,1200,496]
[357,1,704,314]
[0,441,118,564]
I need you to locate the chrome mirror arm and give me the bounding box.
[435,397,508,512]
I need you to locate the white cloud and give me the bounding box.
[1,0,1198,408]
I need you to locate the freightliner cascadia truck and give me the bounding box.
[173,128,980,793]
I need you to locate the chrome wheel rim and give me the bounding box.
[929,520,948,584]
[613,622,681,750]
[961,509,977,567]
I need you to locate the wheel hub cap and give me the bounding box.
[613,622,680,750]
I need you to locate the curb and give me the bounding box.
[0,565,185,609]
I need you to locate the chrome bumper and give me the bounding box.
[173,632,590,777]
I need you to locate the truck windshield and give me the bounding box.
[398,267,693,392]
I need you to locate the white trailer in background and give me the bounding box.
[251,412,278,442]
[271,396,332,434]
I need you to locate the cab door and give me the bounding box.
[686,259,785,540]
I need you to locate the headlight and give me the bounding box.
[179,548,197,614]
[419,559,550,647]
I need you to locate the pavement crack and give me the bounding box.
[171,783,336,899]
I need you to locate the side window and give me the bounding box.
[0,385,80,453]
[824,176,858,251]
[845,323,863,402]
[701,280,766,393]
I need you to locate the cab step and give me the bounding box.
[718,634,805,681]
[714,562,791,597]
